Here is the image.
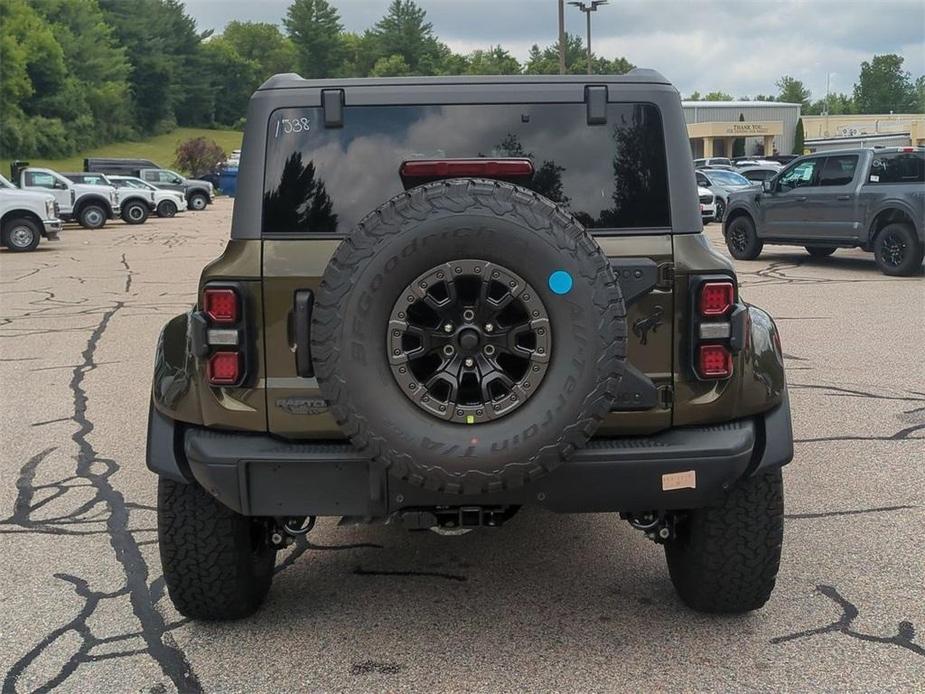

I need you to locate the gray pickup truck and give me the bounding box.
[724,147,924,275]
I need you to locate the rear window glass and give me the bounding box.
[262,103,669,235]
[869,152,925,184]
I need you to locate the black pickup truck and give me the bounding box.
[724,147,925,275]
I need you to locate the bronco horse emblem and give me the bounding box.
[633,305,664,346]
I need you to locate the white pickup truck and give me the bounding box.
[108,175,187,217]
[0,174,63,252]
[16,166,119,229]
[63,172,154,225]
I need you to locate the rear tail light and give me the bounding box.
[400,158,535,182]
[196,284,247,387]
[698,344,733,378]
[691,276,740,380]
[208,351,240,385]
[700,281,734,316]
[204,288,238,324]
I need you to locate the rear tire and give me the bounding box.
[78,204,107,229]
[158,478,276,620]
[157,200,178,217]
[805,246,836,258]
[188,192,208,211]
[1,217,41,252]
[725,215,763,260]
[873,223,923,276]
[121,200,149,225]
[665,468,784,613]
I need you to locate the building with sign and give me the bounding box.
[683,101,802,159]
[801,113,925,152]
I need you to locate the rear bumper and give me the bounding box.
[148,390,793,517]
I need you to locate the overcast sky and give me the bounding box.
[183,0,925,101]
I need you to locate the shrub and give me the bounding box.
[174,137,226,177]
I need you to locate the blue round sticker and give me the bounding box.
[548,270,573,295]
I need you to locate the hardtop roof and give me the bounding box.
[257,69,670,91]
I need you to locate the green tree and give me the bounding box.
[776,75,811,109]
[853,54,919,113]
[465,46,520,75]
[370,54,412,77]
[223,21,296,77]
[524,34,632,75]
[31,0,134,147]
[702,91,733,101]
[284,0,345,79]
[366,0,443,74]
[201,38,260,125]
[804,92,855,116]
[793,119,804,155]
[686,91,702,101]
[99,0,205,132]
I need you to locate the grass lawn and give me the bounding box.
[2,127,243,178]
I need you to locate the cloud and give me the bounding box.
[183,0,925,100]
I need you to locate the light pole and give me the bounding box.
[568,1,608,75]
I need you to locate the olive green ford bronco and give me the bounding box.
[147,71,793,620]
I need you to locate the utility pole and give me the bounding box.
[568,1,608,75]
[558,0,566,75]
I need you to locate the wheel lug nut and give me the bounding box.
[464,357,474,368]
[484,323,494,332]
[443,322,453,333]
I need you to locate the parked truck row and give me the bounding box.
[1,158,215,252]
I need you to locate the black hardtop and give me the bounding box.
[257,69,670,91]
[231,68,702,239]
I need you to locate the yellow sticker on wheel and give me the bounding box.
[466,415,475,424]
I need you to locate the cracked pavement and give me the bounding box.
[0,202,923,692]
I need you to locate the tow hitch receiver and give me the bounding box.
[399,506,518,530]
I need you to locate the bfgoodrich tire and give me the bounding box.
[158,478,276,620]
[312,179,626,495]
[665,468,784,613]
[725,215,763,260]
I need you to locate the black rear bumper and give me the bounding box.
[148,390,792,517]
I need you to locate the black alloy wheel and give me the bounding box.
[388,259,551,424]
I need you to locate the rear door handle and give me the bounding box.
[836,194,851,200]
[293,290,315,378]
[795,196,807,202]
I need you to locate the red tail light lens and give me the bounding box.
[700,281,734,316]
[698,344,733,378]
[204,288,238,324]
[400,158,535,180]
[208,351,240,385]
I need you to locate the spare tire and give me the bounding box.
[312,179,626,495]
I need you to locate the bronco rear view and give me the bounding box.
[147,71,793,620]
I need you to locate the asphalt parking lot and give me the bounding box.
[1,197,923,692]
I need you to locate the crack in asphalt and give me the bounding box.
[771,585,925,657]
[353,567,468,582]
[785,505,916,520]
[1,304,204,694]
[120,253,134,294]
